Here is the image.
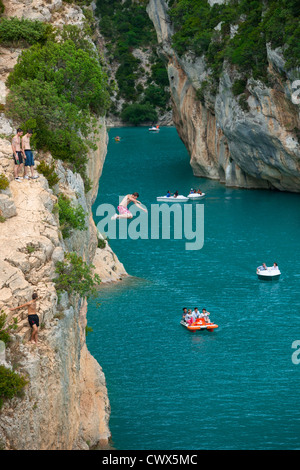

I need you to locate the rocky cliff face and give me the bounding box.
[0,0,126,450]
[147,0,300,192]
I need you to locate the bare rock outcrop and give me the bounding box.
[0,0,128,450]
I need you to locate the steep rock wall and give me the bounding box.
[0,0,126,450]
[147,0,300,192]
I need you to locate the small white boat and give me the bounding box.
[149,126,160,132]
[156,195,189,202]
[187,192,206,200]
[257,267,281,281]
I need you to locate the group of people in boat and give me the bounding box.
[182,307,211,325]
[189,188,203,195]
[256,262,279,273]
[166,190,179,198]
[166,187,203,198]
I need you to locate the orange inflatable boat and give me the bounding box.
[180,317,218,332]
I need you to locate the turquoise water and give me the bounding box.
[88,127,300,450]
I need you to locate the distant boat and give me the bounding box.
[187,192,206,200]
[257,267,281,281]
[156,195,189,202]
[149,125,160,132]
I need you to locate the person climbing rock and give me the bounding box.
[10,292,40,344]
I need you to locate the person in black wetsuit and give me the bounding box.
[10,292,39,344]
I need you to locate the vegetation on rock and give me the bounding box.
[5,21,110,189]
[54,252,101,298]
[169,0,300,90]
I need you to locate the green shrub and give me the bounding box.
[150,60,169,87]
[0,17,53,46]
[57,194,87,238]
[6,37,110,188]
[238,94,250,112]
[0,312,18,344]
[232,78,247,96]
[0,365,28,410]
[97,238,106,249]
[121,103,158,125]
[0,173,9,190]
[142,85,169,108]
[54,252,101,298]
[36,161,59,188]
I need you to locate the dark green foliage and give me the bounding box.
[169,0,300,88]
[36,161,59,188]
[54,252,101,298]
[95,0,170,107]
[150,60,169,88]
[57,194,87,239]
[142,85,169,108]
[0,17,53,46]
[238,94,250,112]
[0,365,28,410]
[121,103,158,126]
[97,238,106,249]
[7,40,109,115]
[6,36,110,186]
[232,78,247,96]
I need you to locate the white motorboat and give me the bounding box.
[187,192,206,200]
[156,195,189,202]
[257,267,281,281]
[149,126,160,132]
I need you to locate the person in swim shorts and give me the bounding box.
[11,128,25,182]
[22,129,39,179]
[111,192,147,220]
[10,292,39,344]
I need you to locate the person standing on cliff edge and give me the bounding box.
[10,292,40,344]
[22,129,39,180]
[11,128,25,182]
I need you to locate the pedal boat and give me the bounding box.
[180,317,218,332]
[156,195,189,202]
[257,267,281,281]
[187,193,206,200]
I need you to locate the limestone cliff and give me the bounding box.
[147,0,300,192]
[0,0,126,450]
